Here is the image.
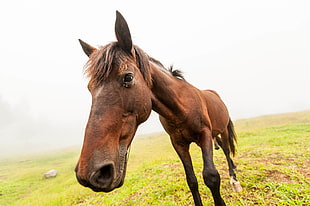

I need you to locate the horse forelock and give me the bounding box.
[84,42,153,88]
[84,42,184,89]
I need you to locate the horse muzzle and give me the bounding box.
[75,160,126,192]
[75,142,130,193]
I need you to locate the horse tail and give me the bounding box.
[227,118,237,156]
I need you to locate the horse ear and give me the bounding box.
[79,39,97,57]
[115,11,133,54]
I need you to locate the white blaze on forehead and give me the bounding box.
[94,86,105,99]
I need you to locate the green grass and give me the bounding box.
[1,110,310,205]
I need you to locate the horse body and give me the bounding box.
[75,11,241,206]
[150,62,235,205]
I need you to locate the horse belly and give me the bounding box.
[159,115,205,143]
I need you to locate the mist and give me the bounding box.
[0,96,84,156]
[0,95,162,157]
[1,1,310,157]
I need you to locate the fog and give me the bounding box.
[0,96,84,156]
[1,0,310,156]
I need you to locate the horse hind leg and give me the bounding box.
[218,132,242,192]
[214,136,220,150]
[215,136,235,168]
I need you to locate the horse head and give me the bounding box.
[75,11,152,192]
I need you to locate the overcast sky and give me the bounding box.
[0,0,309,154]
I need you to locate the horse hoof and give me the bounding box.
[230,177,243,192]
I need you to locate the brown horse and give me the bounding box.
[75,11,241,206]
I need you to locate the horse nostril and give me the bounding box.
[99,164,113,183]
[91,163,115,187]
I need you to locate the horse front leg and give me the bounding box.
[200,130,226,206]
[170,137,203,206]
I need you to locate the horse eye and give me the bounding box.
[122,73,134,88]
[123,73,134,83]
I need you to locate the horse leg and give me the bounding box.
[200,130,226,206]
[214,136,220,150]
[216,135,236,171]
[170,136,203,206]
[217,133,242,192]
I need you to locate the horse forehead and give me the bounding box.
[119,58,138,71]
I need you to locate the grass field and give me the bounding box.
[0,110,309,205]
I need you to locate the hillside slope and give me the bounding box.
[234,109,310,131]
[0,110,309,205]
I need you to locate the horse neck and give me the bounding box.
[149,62,191,119]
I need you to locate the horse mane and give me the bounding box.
[84,42,184,88]
[168,65,185,81]
[148,57,185,81]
